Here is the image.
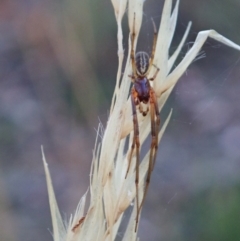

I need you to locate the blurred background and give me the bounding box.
[0,0,240,240]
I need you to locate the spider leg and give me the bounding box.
[126,87,140,181]
[126,88,141,231]
[130,13,137,78]
[149,64,160,81]
[150,89,160,169]
[139,89,160,212]
[128,74,136,83]
[146,18,157,76]
[150,18,157,63]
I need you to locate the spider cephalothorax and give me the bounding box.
[126,14,161,232]
[133,75,150,105]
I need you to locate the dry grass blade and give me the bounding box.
[42,0,240,240]
[41,147,66,241]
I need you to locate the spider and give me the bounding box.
[126,14,160,231]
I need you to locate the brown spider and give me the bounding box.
[126,14,160,231]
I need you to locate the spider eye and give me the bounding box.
[135,51,149,75]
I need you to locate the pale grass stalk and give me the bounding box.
[42,0,240,240]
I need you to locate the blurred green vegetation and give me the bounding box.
[183,186,240,241]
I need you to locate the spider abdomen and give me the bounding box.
[134,77,150,103]
[135,51,149,76]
